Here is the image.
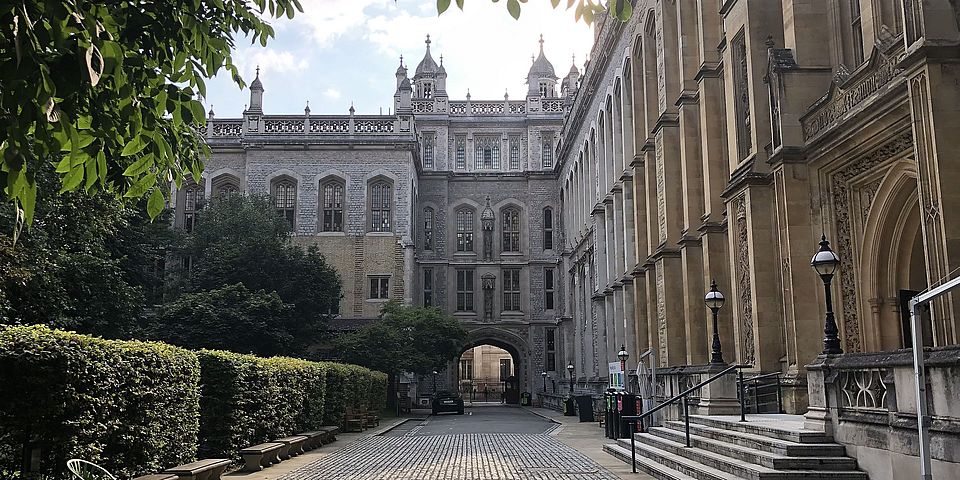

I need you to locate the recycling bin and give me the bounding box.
[520,392,531,406]
[574,395,595,422]
[616,392,639,439]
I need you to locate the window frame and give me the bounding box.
[368,179,393,233]
[183,184,204,233]
[423,267,433,307]
[423,134,435,168]
[509,136,520,170]
[456,208,475,252]
[545,328,557,371]
[455,137,466,169]
[272,178,297,230]
[456,269,475,312]
[543,207,554,251]
[501,207,521,253]
[368,276,390,300]
[320,179,345,232]
[541,135,554,169]
[502,268,521,312]
[545,267,555,311]
[423,207,435,250]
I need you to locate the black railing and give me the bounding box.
[619,364,752,473]
[738,371,784,414]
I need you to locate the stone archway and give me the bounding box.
[446,326,531,403]
[860,162,929,351]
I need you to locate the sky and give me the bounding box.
[202,0,596,118]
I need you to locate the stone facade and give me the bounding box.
[555,0,960,477]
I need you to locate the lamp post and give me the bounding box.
[566,363,575,393]
[432,370,438,393]
[704,280,726,364]
[811,235,843,355]
[617,345,629,391]
[541,371,547,392]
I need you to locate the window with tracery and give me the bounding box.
[456,138,466,169]
[475,137,500,169]
[213,182,238,198]
[272,179,296,229]
[542,135,554,169]
[456,209,474,252]
[732,30,752,161]
[369,180,392,232]
[456,269,474,312]
[502,268,521,311]
[501,208,520,253]
[423,134,434,168]
[423,207,434,250]
[543,207,554,251]
[183,185,204,233]
[545,268,556,311]
[509,136,520,170]
[321,180,344,232]
[423,268,433,307]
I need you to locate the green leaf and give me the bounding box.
[147,188,165,219]
[437,0,451,14]
[456,0,464,8]
[507,0,521,19]
[20,180,37,225]
[121,136,148,156]
[61,165,85,192]
[551,0,560,8]
[124,173,157,198]
[122,153,155,177]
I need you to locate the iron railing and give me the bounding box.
[738,371,784,414]
[620,364,752,473]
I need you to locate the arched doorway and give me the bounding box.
[860,163,930,351]
[456,340,521,404]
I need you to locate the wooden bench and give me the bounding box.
[361,409,380,428]
[274,435,308,460]
[132,475,178,480]
[163,459,232,480]
[239,442,283,472]
[343,408,364,432]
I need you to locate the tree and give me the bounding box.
[0,164,174,338]
[335,301,468,376]
[436,0,633,23]
[151,283,298,357]
[0,0,302,227]
[185,194,342,328]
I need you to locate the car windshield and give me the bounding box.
[434,391,457,398]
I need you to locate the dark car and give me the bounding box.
[431,390,464,415]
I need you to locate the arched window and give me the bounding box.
[423,207,435,250]
[543,207,554,251]
[183,184,204,233]
[272,178,297,229]
[215,184,238,197]
[321,179,345,232]
[502,208,520,252]
[369,180,393,232]
[456,208,474,252]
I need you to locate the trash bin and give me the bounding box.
[520,392,531,406]
[604,391,615,438]
[574,395,595,422]
[616,392,638,439]
[563,396,576,416]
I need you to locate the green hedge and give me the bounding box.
[0,327,386,476]
[0,325,200,479]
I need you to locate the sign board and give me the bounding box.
[608,361,624,390]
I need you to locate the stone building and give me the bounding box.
[180,37,569,397]
[556,0,960,478]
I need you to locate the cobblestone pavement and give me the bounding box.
[278,420,621,479]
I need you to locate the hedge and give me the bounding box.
[0,325,200,479]
[0,327,386,476]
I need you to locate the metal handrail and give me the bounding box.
[619,363,752,473]
[737,371,784,414]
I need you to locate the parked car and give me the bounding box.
[431,390,464,415]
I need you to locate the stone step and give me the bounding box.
[605,440,740,480]
[617,436,868,480]
[648,427,858,471]
[603,443,702,480]
[663,421,847,457]
[687,415,834,444]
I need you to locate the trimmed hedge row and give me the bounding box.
[0,325,200,479]
[0,326,387,478]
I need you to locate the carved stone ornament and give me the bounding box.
[734,195,756,366]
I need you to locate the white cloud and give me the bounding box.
[291,0,391,47]
[234,47,310,80]
[323,88,342,99]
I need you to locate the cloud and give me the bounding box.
[234,47,310,80]
[290,0,391,47]
[323,88,342,99]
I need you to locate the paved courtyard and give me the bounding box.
[277,407,621,480]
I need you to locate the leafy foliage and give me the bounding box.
[188,194,342,329]
[335,301,468,376]
[0,164,174,338]
[436,0,631,22]
[0,325,200,479]
[0,0,302,227]
[152,284,299,357]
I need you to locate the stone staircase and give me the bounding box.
[604,414,869,479]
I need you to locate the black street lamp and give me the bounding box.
[811,235,843,355]
[566,363,575,393]
[541,371,547,392]
[432,370,438,392]
[704,280,726,364]
[617,345,629,391]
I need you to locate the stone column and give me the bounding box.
[678,93,707,365]
[402,236,415,306]
[613,285,625,358]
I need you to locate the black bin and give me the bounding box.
[520,392,531,406]
[563,397,576,416]
[604,391,616,438]
[616,392,639,439]
[574,395,595,422]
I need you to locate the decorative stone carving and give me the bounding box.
[734,195,756,366]
[655,133,667,244]
[481,196,495,261]
[839,369,887,410]
[831,131,914,353]
[656,265,667,366]
[482,273,496,322]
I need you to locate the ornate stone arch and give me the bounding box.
[859,160,925,351]
[206,168,242,197]
[460,325,532,392]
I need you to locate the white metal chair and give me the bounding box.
[66,459,117,480]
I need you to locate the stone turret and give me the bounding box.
[413,35,443,99]
[527,35,558,98]
[246,66,264,113]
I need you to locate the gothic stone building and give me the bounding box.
[184,37,571,396]
[556,0,960,478]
